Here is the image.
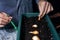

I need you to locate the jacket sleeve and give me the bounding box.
[0,0,18,29]
[0,0,16,14]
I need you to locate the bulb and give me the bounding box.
[32,24,38,28]
[32,36,40,40]
[29,30,39,34]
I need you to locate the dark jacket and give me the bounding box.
[0,0,39,29]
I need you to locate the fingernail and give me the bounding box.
[10,17,12,19]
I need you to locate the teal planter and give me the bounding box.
[17,13,60,40]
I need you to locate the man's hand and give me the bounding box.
[38,1,53,20]
[0,12,12,27]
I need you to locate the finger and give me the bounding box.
[51,5,54,11]
[1,16,10,21]
[0,13,4,18]
[50,3,54,11]
[1,12,8,16]
[0,18,7,25]
[38,1,46,16]
[40,2,48,18]
[38,2,47,20]
[40,12,45,18]
[49,4,53,12]
[0,13,9,20]
[47,3,53,14]
[8,18,12,23]
[8,16,12,22]
[0,17,12,25]
[1,19,11,25]
[2,18,9,24]
[0,21,7,25]
[0,18,2,24]
[46,3,51,14]
[38,15,41,20]
[9,16,12,19]
[2,16,12,23]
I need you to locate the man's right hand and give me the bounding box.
[38,1,53,20]
[0,12,12,27]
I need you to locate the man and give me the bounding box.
[0,0,53,40]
